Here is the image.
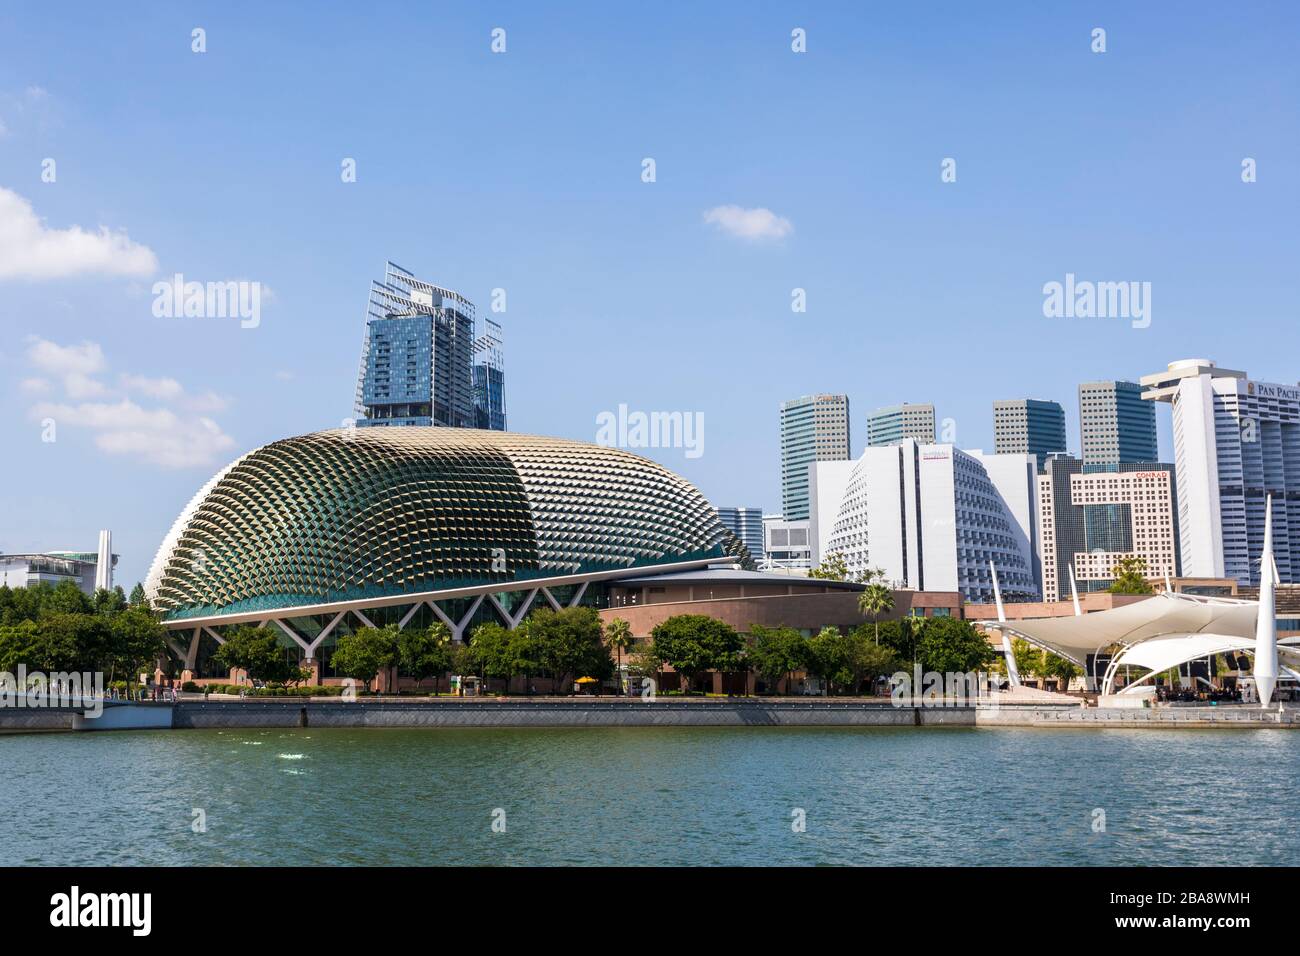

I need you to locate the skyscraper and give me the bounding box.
[866,403,936,446]
[780,394,851,521]
[472,317,507,431]
[1036,455,1179,601]
[993,399,1067,471]
[715,506,765,565]
[353,262,505,430]
[1078,380,1157,464]
[1141,359,1300,585]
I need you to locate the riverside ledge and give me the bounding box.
[172,697,978,729]
[4,697,1296,733]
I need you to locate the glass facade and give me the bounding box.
[353,262,504,431]
[780,394,851,521]
[1079,380,1158,464]
[993,399,1067,471]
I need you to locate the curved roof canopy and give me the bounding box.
[989,593,1259,664]
[147,427,747,620]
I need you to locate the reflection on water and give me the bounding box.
[4,726,1296,866]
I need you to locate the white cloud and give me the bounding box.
[120,373,183,401]
[24,338,236,469]
[25,337,108,397]
[19,377,50,394]
[30,399,236,469]
[0,187,158,280]
[26,336,104,376]
[702,204,793,242]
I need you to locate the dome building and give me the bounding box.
[149,427,752,678]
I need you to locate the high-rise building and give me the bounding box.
[1078,380,1157,464]
[866,403,936,447]
[993,399,1067,471]
[353,262,505,430]
[715,506,764,565]
[1141,359,1300,586]
[811,440,1039,602]
[1036,455,1179,602]
[472,317,507,431]
[780,394,851,521]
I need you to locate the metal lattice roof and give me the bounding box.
[146,427,742,619]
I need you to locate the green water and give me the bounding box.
[4,726,1297,865]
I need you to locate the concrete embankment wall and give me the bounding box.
[0,708,77,733]
[977,704,1300,729]
[173,699,977,729]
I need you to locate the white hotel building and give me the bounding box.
[1141,359,1300,586]
[809,440,1039,602]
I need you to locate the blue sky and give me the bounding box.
[1,1,1296,587]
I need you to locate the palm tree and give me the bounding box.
[858,582,894,644]
[605,618,633,694]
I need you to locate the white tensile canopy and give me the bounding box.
[987,592,1257,666]
[986,495,1286,702]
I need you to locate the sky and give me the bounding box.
[0,1,1296,588]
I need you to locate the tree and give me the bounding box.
[1109,555,1154,595]
[128,583,149,608]
[808,552,852,581]
[605,617,633,692]
[42,580,93,616]
[93,587,127,617]
[858,582,895,644]
[398,623,452,693]
[468,622,517,687]
[747,624,809,694]
[330,626,399,692]
[0,620,41,674]
[627,641,663,693]
[527,607,611,692]
[649,615,743,693]
[36,612,110,672]
[214,625,298,685]
[808,626,851,695]
[916,617,996,675]
[845,630,899,696]
[107,607,166,689]
[1007,637,1080,690]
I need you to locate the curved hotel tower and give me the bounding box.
[1142,359,1300,586]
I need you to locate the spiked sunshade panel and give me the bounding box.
[146,427,745,620]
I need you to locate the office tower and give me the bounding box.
[866,403,936,447]
[1141,359,1300,585]
[353,261,504,430]
[1036,455,1179,602]
[1078,380,1157,464]
[993,399,1067,471]
[780,394,851,521]
[472,317,507,430]
[715,507,765,565]
[812,439,1039,602]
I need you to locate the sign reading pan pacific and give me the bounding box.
[1246,381,1300,402]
